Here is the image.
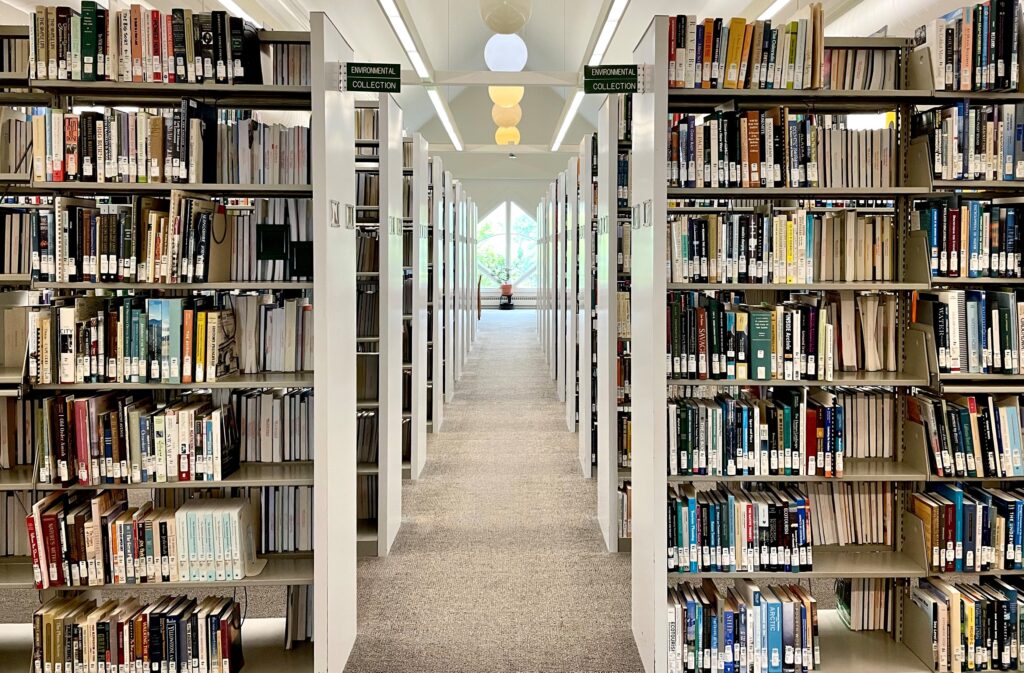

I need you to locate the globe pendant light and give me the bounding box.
[479,0,532,34]
[488,85,524,108]
[491,104,522,127]
[495,126,521,145]
[484,33,528,72]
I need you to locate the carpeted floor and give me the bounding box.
[344,309,643,673]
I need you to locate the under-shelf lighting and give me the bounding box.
[551,89,584,152]
[427,88,462,151]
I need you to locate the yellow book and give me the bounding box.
[786,216,795,284]
[195,310,207,384]
[723,18,747,89]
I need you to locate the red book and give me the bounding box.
[182,309,193,383]
[943,499,956,571]
[40,507,65,587]
[165,15,175,83]
[668,16,677,87]
[74,398,91,485]
[948,208,961,277]
[150,10,162,83]
[805,407,818,476]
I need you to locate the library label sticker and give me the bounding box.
[584,65,638,93]
[346,63,401,92]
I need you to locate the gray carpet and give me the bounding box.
[345,309,643,673]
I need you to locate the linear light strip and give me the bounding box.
[759,0,791,21]
[550,90,584,152]
[428,88,462,152]
[378,0,429,78]
[554,0,629,150]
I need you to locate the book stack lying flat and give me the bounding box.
[910,484,1024,573]
[918,1,1022,93]
[30,108,309,185]
[667,580,820,673]
[667,210,894,284]
[665,290,898,382]
[667,388,894,477]
[909,577,1024,673]
[667,111,895,189]
[29,4,264,84]
[665,6,825,90]
[32,595,244,673]
[909,391,1024,479]
[916,289,1024,376]
[32,392,240,486]
[25,491,264,589]
[916,199,1024,278]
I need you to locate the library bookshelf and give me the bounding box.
[354,95,403,557]
[443,170,456,404]
[428,156,445,432]
[623,13,1024,673]
[0,13,360,672]
[406,133,429,479]
[578,134,597,479]
[596,92,632,554]
[565,154,580,434]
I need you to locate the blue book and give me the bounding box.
[763,587,783,673]
[686,491,698,573]
[147,299,162,382]
[684,588,697,668]
[969,201,982,277]
[930,484,965,571]
[724,602,735,673]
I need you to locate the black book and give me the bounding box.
[241,21,264,85]
[55,7,72,80]
[79,112,98,182]
[212,11,229,84]
[96,9,107,80]
[228,16,245,83]
[195,13,215,82]
[710,18,723,88]
[171,9,187,82]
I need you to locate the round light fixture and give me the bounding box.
[479,0,532,34]
[488,85,524,108]
[495,126,521,145]
[491,103,522,127]
[484,33,528,72]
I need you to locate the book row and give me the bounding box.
[806,482,893,547]
[617,290,631,339]
[617,94,632,142]
[821,47,898,92]
[917,199,1024,278]
[0,107,32,175]
[909,576,1024,673]
[357,474,377,521]
[666,211,894,285]
[25,490,263,589]
[29,4,262,85]
[618,482,632,540]
[32,595,243,673]
[234,388,313,465]
[355,109,378,143]
[916,289,1024,376]
[357,282,380,339]
[0,33,29,75]
[920,1,1023,93]
[667,112,895,190]
[617,345,631,404]
[31,106,309,185]
[911,484,1024,573]
[357,230,379,272]
[665,7,825,91]
[356,409,379,465]
[618,224,631,273]
[666,579,820,673]
[617,151,631,209]
[835,578,894,632]
[357,172,380,209]
[269,43,309,86]
[916,103,1024,182]
[34,392,242,487]
[618,411,632,469]
[665,291,898,382]
[257,485,311,554]
[666,387,895,478]
[909,391,1024,479]
[285,585,313,648]
[228,198,314,283]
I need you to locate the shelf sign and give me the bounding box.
[345,63,401,92]
[583,65,638,93]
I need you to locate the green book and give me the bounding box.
[748,307,772,381]
[80,1,96,81]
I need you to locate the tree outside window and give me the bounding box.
[477,201,537,290]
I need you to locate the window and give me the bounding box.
[476,201,537,290]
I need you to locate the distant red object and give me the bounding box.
[500,283,513,296]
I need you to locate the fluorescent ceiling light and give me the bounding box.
[551,90,584,151]
[759,0,790,20]
[408,51,430,78]
[377,0,429,78]
[218,0,262,28]
[427,88,462,151]
[590,0,629,64]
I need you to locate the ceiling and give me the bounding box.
[0,0,973,209]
